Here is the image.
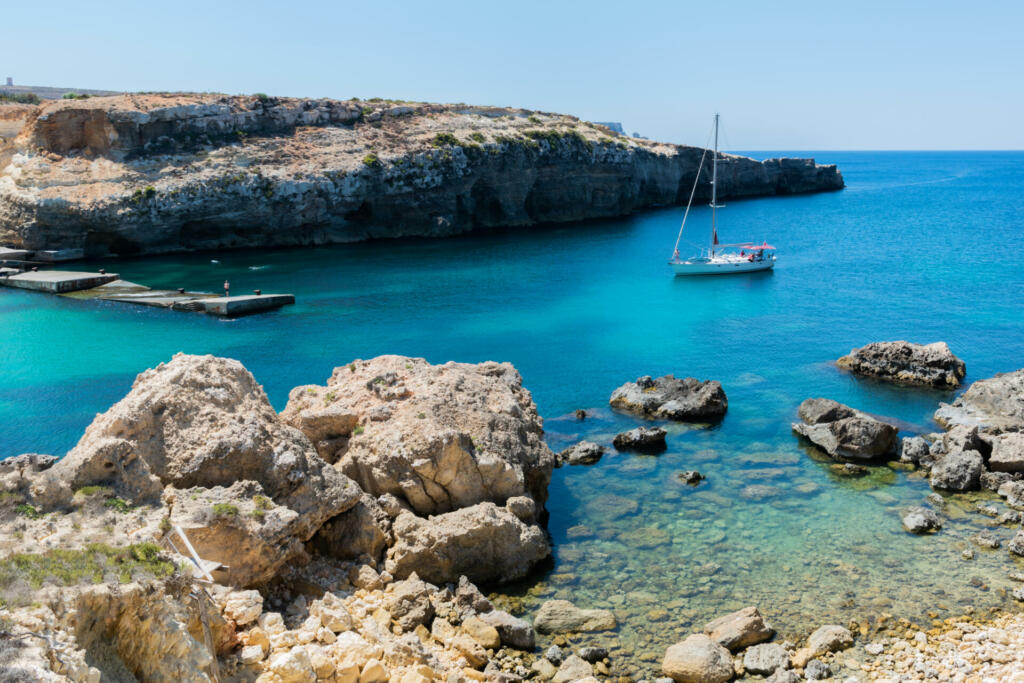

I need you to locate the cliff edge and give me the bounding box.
[0,93,844,256]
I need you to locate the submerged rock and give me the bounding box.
[613,426,668,453]
[610,375,728,421]
[901,506,943,534]
[534,599,617,634]
[830,463,869,477]
[678,470,705,485]
[791,398,898,460]
[661,634,733,683]
[558,441,605,466]
[934,368,1024,433]
[837,341,966,388]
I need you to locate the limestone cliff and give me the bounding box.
[0,93,844,256]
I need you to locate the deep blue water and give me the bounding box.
[2,152,1023,667]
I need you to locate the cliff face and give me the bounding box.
[0,94,844,256]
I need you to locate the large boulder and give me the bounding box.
[837,341,966,388]
[534,599,617,634]
[384,501,550,584]
[703,606,774,651]
[613,426,668,453]
[791,398,898,460]
[929,449,984,492]
[934,369,1024,433]
[281,356,555,515]
[662,634,734,683]
[610,375,727,421]
[989,432,1024,473]
[310,493,392,564]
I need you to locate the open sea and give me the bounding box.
[2,151,1023,671]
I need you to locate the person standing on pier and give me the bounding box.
[223,280,230,297]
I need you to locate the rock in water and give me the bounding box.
[837,341,966,388]
[282,355,554,515]
[742,643,790,676]
[703,606,775,651]
[934,368,1024,433]
[898,436,931,465]
[929,449,984,492]
[558,441,605,466]
[534,600,617,633]
[661,634,734,683]
[384,502,550,584]
[791,398,898,460]
[610,375,728,421]
[901,507,943,534]
[613,426,668,453]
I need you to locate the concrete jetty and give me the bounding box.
[1,268,294,317]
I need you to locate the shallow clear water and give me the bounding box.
[2,152,1023,671]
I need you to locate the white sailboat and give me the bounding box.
[669,114,776,275]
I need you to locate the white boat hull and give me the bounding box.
[670,256,775,275]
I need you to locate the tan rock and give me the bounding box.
[461,616,501,650]
[268,649,316,683]
[359,658,389,683]
[552,655,594,683]
[309,592,354,633]
[245,626,272,654]
[534,599,616,633]
[452,633,489,668]
[662,634,733,683]
[309,645,336,679]
[704,606,774,651]
[335,663,361,683]
[281,356,555,514]
[241,644,265,664]
[222,589,264,626]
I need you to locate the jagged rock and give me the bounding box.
[545,645,566,665]
[385,574,436,632]
[282,356,554,515]
[219,589,263,626]
[534,600,617,633]
[578,647,609,663]
[505,495,537,523]
[29,354,361,538]
[898,436,930,465]
[0,453,57,493]
[308,592,353,633]
[934,369,1024,433]
[989,433,1024,473]
[453,575,493,616]
[837,341,966,388]
[1008,531,1024,557]
[743,643,789,676]
[311,493,391,563]
[610,375,728,421]
[792,624,854,668]
[804,659,831,680]
[1,94,844,257]
[557,441,605,466]
[901,507,942,534]
[998,480,1024,509]
[929,450,984,492]
[477,609,535,650]
[704,606,774,651]
[661,634,734,683]
[613,426,668,453]
[791,398,898,460]
[384,502,550,584]
[678,470,704,485]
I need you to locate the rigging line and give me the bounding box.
[672,124,715,258]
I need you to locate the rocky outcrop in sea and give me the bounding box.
[791,398,899,460]
[837,340,966,388]
[0,93,844,256]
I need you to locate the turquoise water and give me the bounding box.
[3,152,1024,672]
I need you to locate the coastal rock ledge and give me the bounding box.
[0,93,844,256]
[837,340,966,388]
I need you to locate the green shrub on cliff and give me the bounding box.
[431,133,461,148]
[254,92,269,103]
[470,132,486,143]
[0,542,176,600]
[14,504,41,520]
[103,497,131,514]
[211,503,238,517]
[0,92,40,105]
[362,153,380,167]
[61,92,90,100]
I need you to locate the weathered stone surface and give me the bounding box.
[612,426,668,453]
[534,600,617,634]
[557,441,604,467]
[1,94,844,257]
[311,493,391,564]
[989,432,1024,473]
[704,606,774,651]
[282,356,554,515]
[998,480,1024,509]
[743,643,789,676]
[477,609,535,650]
[552,655,593,683]
[610,375,728,421]
[935,369,1024,433]
[462,616,501,650]
[792,398,898,460]
[791,623,855,667]
[898,436,931,465]
[384,502,550,584]
[0,453,57,493]
[661,634,733,683]
[385,574,436,632]
[929,450,984,492]
[1008,530,1024,557]
[901,507,943,534]
[837,341,966,388]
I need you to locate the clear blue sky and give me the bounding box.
[5,0,1022,149]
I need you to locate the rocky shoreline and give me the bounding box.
[0,93,843,256]
[2,340,1024,682]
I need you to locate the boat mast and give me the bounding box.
[710,113,719,257]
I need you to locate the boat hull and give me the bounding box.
[670,258,775,276]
